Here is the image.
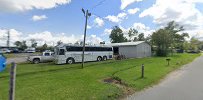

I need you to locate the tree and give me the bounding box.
[173,33,189,51]
[109,26,127,43]
[189,37,201,51]
[128,28,138,42]
[14,40,27,50]
[14,41,22,47]
[42,43,48,51]
[30,39,37,48]
[74,41,80,45]
[21,41,28,50]
[138,33,145,41]
[145,34,152,44]
[57,40,63,45]
[152,29,172,56]
[151,21,187,56]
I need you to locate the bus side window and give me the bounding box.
[59,49,65,55]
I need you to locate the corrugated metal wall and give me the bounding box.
[118,43,151,58]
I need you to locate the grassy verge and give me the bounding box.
[0,53,200,100]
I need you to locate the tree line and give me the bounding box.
[109,26,147,43]
[109,21,202,57]
[13,21,202,55]
[14,40,63,52]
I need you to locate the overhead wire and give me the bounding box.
[89,0,107,11]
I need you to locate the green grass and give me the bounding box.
[0,53,200,100]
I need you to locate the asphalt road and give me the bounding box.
[6,57,27,64]
[127,56,203,100]
[6,53,32,64]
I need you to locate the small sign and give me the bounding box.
[0,54,6,72]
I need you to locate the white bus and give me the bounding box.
[54,44,113,64]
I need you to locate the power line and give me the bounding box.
[91,8,125,22]
[91,13,111,23]
[88,0,127,25]
[90,0,107,11]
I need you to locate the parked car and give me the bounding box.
[27,51,54,64]
[0,48,11,53]
[12,48,20,53]
[25,48,36,53]
[187,50,200,54]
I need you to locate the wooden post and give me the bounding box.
[141,64,144,78]
[9,62,16,100]
[166,58,171,66]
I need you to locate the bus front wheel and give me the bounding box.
[66,58,75,64]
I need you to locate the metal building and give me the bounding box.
[108,41,151,58]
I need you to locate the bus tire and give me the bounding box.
[103,56,107,61]
[97,56,102,61]
[66,58,75,64]
[33,58,40,64]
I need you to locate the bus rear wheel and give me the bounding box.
[103,56,107,61]
[97,56,102,61]
[66,58,75,64]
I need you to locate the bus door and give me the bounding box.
[58,49,66,63]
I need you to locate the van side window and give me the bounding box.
[59,49,65,55]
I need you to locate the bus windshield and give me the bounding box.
[59,49,65,55]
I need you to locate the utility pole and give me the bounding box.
[81,8,91,69]
[7,30,10,48]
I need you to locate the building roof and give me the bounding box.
[106,41,145,47]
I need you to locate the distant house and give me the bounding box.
[107,41,151,58]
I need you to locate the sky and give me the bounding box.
[0,0,203,46]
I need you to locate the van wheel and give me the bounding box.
[97,56,102,61]
[103,56,107,61]
[33,59,40,64]
[66,58,75,64]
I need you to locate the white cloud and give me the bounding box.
[105,12,127,23]
[87,25,92,29]
[139,0,203,37]
[103,29,112,35]
[86,35,103,45]
[0,29,103,46]
[132,23,155,36]
[0,0,71,13]
[120,23,155,39]
[94,17,104,27]
[0,29,23,46]
[127,8,140,14]
[121,0,143,10]
[133,23,150,31]
[32,15,47,21]
[105,15,120,23]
